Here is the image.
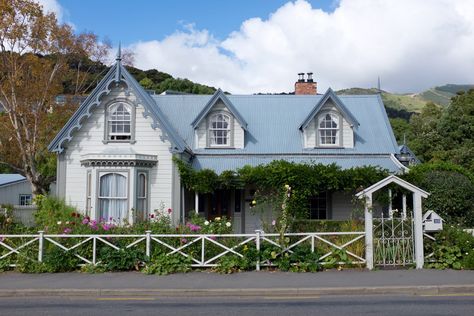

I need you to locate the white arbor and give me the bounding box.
[356,175,429,269]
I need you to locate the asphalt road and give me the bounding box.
[0,294,473,316]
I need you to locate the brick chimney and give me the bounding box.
[295,72,317,95]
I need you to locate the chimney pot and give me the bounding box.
[298,72,305,82]
[295,72,317,95]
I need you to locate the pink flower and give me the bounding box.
[150,214,155,219]
[109,217,113,221]
[186,223,201,232]
[181,238,187,244]
[210,236,216,241]
[168,208,172,214]
[272,220,276,226]
[63,228,72,234]
[82,218,89,225]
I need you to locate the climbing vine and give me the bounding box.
[174,157,389,218]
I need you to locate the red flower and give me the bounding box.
[150,214,155,218]
[167,208,172,214]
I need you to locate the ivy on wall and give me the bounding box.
[174,157,389,218]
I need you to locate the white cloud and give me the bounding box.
[129,0,474,93]
[36,0,64,22]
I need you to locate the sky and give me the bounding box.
[39,0,474,94]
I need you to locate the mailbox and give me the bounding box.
[422,210,444,232]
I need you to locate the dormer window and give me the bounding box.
[318,113,340,146]
[104,102,135,143]
[209,113,232,147]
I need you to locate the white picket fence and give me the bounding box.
[0,231,366,269]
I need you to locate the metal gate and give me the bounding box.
[373,215,415,266]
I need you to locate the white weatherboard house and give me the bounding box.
[48,52,407,232]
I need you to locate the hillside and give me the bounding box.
[337,84,474,115]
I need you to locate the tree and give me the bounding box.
[434,89,474,172]
[0,0,109,194]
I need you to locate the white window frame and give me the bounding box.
[19,194,32,206]
[86,171,92,217]
[135,171,148,221]
[97,171,129,222]
[103,100,136,143]
[317,112,341,147]
[208,112,233,147]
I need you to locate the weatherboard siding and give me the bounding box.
[0,181,32,205]
[62,87,174,217]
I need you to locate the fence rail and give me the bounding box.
[0,231,366,270]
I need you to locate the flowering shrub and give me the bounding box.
[181,213,233,235]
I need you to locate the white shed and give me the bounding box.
[0,174,32,206]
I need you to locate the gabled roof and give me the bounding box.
[191,89,247,130]
[48,51,188,153]
[299,88,359,130]
[0,174,26,187]
[355,174,429,199]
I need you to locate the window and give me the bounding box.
[136,172,148,220]
[98,172,128,222]
[308,193,327,219]
[319,113,339,146]
[209,113,231,147]
[107,103,131,141]
[19,194,32,206]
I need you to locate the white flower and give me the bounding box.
[226,222,231,227]
[215,217,221,221]
[65,221,70,225]
[57,221,62,225]
[284,184,290,189]
[204,221,210,226]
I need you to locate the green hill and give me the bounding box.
[418,84,474,106]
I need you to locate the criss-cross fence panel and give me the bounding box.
[0,231,366,269]
[373,216,415,266]
[258,232,366,268]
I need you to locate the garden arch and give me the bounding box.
[355,175,429,270]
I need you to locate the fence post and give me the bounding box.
[255,230,261,271]
[145,230,151,258]
[364,195,374,270]
[38,231,44,262]
[92,236,97,265]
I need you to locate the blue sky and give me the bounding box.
[60,0,337,45]
[43,0,474,94]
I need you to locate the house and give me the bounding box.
[0,174,33,206]
[48,50,407,232]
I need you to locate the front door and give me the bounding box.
[203,190,231,221]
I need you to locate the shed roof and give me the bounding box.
[0,174,26,187]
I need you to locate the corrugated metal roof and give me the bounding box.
[0,174,26,186]
[153,93,399,155]
[192,155,401,174]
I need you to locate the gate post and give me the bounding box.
[364,195,374,270]
[413,193,424,269]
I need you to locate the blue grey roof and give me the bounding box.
[153,93,399,155]
[192,155,403,174]
[191,89,248,130]
[0,174,26,187]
